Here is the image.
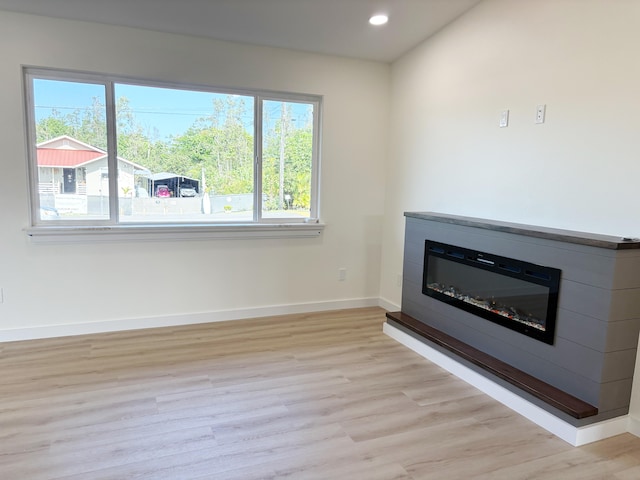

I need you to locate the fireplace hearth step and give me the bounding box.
[385,311,598,419]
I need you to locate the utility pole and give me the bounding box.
[278,102,287,210]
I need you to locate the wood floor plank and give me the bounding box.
[1,307,640,479]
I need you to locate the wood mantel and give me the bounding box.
[405,212,640,250]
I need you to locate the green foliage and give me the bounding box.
[36,99,107,150]
[35,95,314,210]
[262,117,313,211]
[179,126,253,194]
[36,114,72,142]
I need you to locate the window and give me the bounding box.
[24,68,322,239]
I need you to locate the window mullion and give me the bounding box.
[105,81,119,224]
[254,96,263,222]
[310,100,321,221]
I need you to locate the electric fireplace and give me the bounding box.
[422,240,561,344]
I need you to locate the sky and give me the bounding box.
[33,78,313,141]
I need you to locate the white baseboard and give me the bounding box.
[628,415,640,438]
[383,321,631,446]
[378,297,400,312]
[0,297,381,342]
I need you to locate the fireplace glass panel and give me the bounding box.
[423,241,560,344]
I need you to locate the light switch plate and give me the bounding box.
[500,110,509,128]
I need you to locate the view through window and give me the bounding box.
[26,70,320,227]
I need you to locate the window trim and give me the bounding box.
[24,221,325,243]
[23,67,322,239]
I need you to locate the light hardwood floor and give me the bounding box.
[2,307,640,479]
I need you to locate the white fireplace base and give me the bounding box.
[384,321,632,446]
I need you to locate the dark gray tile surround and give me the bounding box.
[400,212,640,426]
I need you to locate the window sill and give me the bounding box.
[25,222,325,243]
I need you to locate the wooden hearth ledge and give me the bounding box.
[386,311,598,419]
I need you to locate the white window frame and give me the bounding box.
[23,67,323,242]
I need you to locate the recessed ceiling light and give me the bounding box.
[369,14,389,26]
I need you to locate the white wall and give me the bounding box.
[0,11,389,334]
[380,0,640,306]
[379,0,640,425]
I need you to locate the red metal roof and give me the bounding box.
[37,148,105,167]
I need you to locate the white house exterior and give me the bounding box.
[36,136,150,214]
[37,135,148,197]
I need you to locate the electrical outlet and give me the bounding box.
[536,104,546,124]
[396,274,402,287]
[338,268,347,281]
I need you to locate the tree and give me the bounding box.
[36,110,73,143]
[169,96,254,194]
[170,123,253,194]
[35,93,313,209]
[35,97,106,149]
[262,103,313,211]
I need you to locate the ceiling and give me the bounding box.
[0,0,482,63]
